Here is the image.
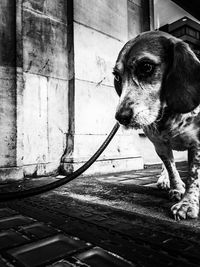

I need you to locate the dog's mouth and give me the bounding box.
[116,116,144,130]
[115,106,161,130]
[117,114,160,130]
[123,121,142,129]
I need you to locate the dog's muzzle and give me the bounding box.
[115,108,133,126]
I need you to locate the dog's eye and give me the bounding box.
[113,71,122,96]
[141,63,153,73]
[137,63,155,77]
[113,73,121,83]
[115,75,120,82]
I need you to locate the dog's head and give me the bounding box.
[114,31,200,129]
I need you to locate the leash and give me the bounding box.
[0,123,120,201]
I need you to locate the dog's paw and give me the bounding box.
[157,173,170,190]
[169,182,185,201]
[171,200,199,220]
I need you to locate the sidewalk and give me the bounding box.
[0,163,200,267]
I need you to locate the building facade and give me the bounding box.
[0,0,199,182]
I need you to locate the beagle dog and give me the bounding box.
[114,31,200,220]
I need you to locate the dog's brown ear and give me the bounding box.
[164,39,200,113]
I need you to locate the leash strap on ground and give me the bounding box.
[0,122,120,201]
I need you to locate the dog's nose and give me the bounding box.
[115,108,133,125]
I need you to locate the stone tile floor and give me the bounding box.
[0,162,200,266]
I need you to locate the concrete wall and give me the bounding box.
[0,0,70,181]
[2,0,176,181]
[0,0,20,180]
[21,0,69,177]
[61,0,148,175]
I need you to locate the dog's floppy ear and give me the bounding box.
[164,39,200,113]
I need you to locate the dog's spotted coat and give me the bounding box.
[114,31,200,220]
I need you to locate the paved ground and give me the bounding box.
[0,163,200,266]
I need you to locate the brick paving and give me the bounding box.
[0,163,199,266]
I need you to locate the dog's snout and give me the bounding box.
[115,108,133,125]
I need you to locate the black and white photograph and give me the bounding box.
[0,0,200,266]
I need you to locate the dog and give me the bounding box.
[114,31,200,220]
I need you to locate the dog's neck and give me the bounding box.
[153,106,176,132]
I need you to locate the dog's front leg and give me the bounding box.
[153,142,185,201]
[157,164,170,190]
[171,146,200,220]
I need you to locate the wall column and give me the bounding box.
[0,0,70,181]
[0,0,24,181]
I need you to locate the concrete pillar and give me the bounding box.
[21,0,70,177]
[0,0,23,181]
[0,0,70,181]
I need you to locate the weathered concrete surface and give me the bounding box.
[20,1,69,177]
[47,78,69,162]
[128,0,143,39]
[0,0,16,67]
[0,1,18,181]
[66,79,143,175]
[74,23,124,87]
[22,75,69,177]
[23,8,69,79]
[23,0,68,24]
[0,67,16,167]
[74,0,128,42]
[0,1,70,180]
[61,1,144,175]
[23,74,48,166]
[74,80,118,135]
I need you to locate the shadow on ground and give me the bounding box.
[0,162,200,267]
